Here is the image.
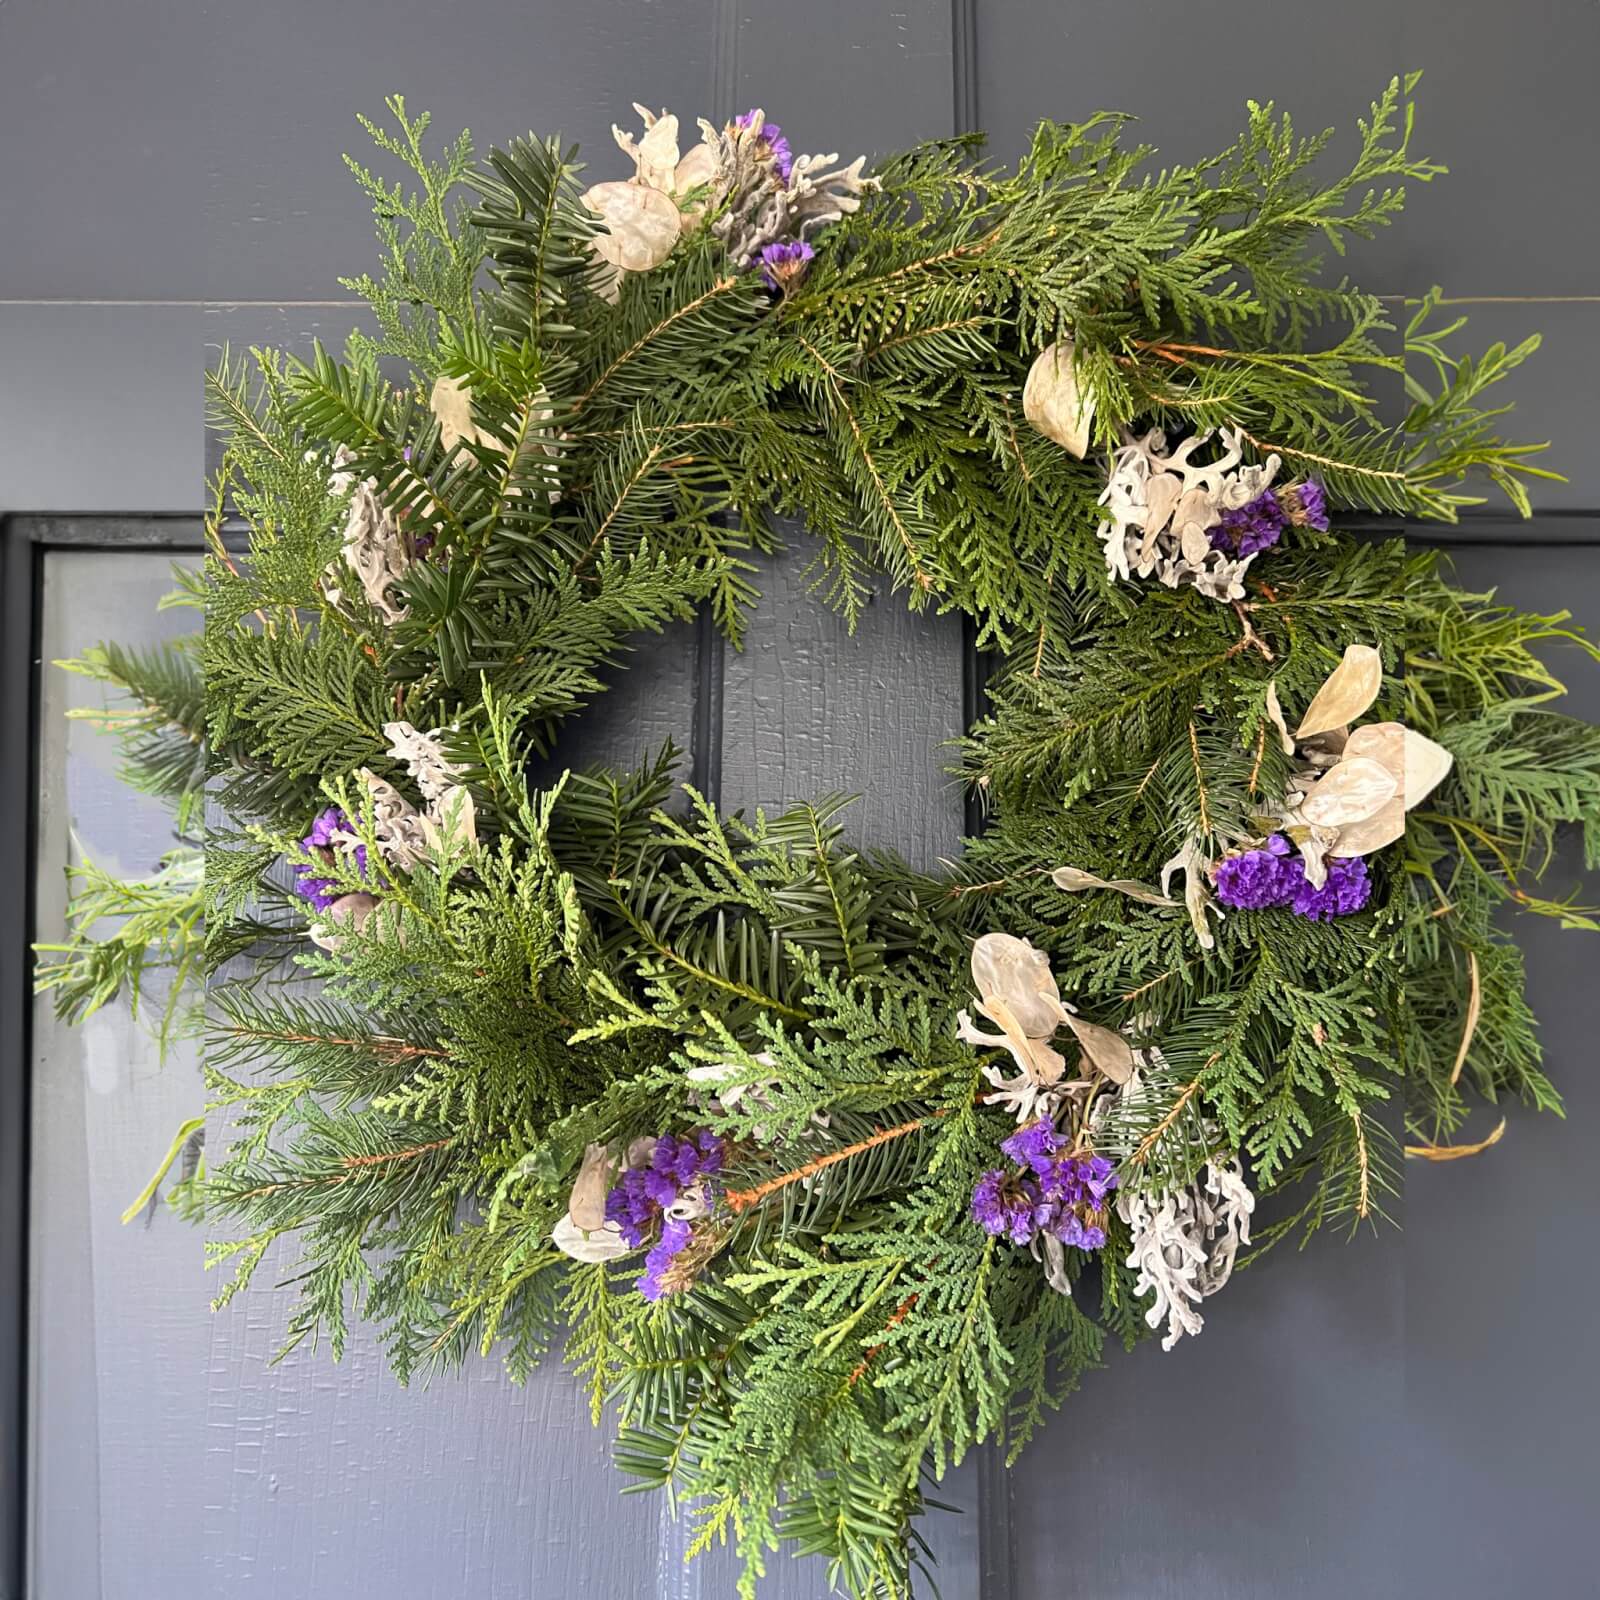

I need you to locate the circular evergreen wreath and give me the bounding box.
[46,79,1600,1597]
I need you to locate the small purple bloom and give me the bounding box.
[1210,489,1288,559]
[1290,854,1371,921]
[1001,1118,1066,1176]
[638,1218,693,1301]
[734,109,794,181]
[290,807,367,912]
[1296,479,1330,532]
[971,1168,1041,1246]
[1215,834,1371,920]
[603,1131,727,1280]
[756,239,815,292]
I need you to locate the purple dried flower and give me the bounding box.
[973,1135,1116,1255]
[290,806,368,912]
[734,109,794,181]
[1295,478,1330,531]
[1213,844,1298,911]
[1210,490,1288,559]
[1290,854,1371,920]
[603,1131,727,1271]
[1001,1118,1066,1176]
[971,1168,1041,1246]
[638,1218,693,1301]
[756,239,815,292]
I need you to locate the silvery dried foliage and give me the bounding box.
[384,719,463,805]
[1118,1156,1256,1350]
[1097,425,1282,603]
[322,445,415,624]
[700,110,876,268]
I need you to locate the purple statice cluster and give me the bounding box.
[1290,478,1330,531]
[756,239,815,292]
[734,108,794,182]
[1209,489,1287,558]
[1213,834,1372,921]
[290,806,368,912]
[1208,478,1330,559]
[604,1131,727,1301]
[971,1118,1117,1252]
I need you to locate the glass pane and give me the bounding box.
[28,551,206,1598]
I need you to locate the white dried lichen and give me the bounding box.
[1096,425,1281,603]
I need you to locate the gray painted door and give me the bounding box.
[7,1,1600,1596]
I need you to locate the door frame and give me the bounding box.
[0,512,205,1600]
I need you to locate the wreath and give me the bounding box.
[41,79,1600,1598]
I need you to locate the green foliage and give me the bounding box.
[38,80,1599,1598]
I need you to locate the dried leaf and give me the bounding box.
[1050,865,1175,907]
[1299,755,1399,828]
[1264,680,1296,755]
[1450,948,1482,1086]
[1062,1013,1135,1084]
[1296,644,1383,739]
[568,1142,614,1230]
[1329,796,1405,859]
[1023,340,1094,459]
[581,180,680,272]
[1405,1117,1506,1161]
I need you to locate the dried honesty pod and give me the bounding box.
[581,179,682,278]
[1062,1013,1136,1085]
[321,445,414,624]
[1298,755,1399,829]
[429,376,562,502]
[551,1212,630,1263]
[1023,340,1095,459]
[1118,1156,1256,1350]
[1096,425,1281,603]
[956,933,1131,1120]
[568,1141,616,1230]
[308,891,393,954]
[1266,651,1454,866]
[611,103,722,231]
[1050,865,1175,908]
[1295,643,1383,739]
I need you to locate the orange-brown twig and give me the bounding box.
[724,1114,935,1213]
[848,1288,922,1386]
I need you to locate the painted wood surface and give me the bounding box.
[5,0,1600,1595]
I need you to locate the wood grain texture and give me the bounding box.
[719,540,967,873]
